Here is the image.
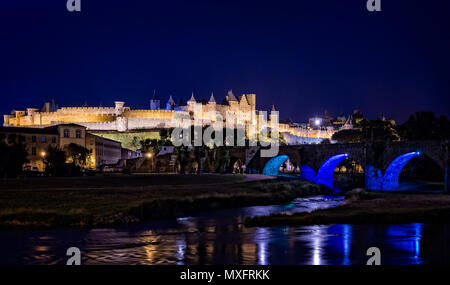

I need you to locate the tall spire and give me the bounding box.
[166,95,175,110]
[227,90,237,101]
[152,89,159,100]
[188,92,196,103]
[209,92,216,103]
[271,104,276,112]
[168,95,175,105]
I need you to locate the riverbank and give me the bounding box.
[0,174,328,228]
[244,189,450,227]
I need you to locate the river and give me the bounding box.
[0,196,449,265]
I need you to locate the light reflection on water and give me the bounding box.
[0,196,450,265]
[386,223,423,264]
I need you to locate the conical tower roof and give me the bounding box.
[209,92,216,103]
[239,94,248,105]
[188,92,196,103]
[151,89,159,100]
[167,95,175,105]
[227,90,238,101]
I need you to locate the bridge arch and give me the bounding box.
[262,155,289,176]
[382,152,422,190]
[316,154,349,189]
[301,153,365,190]
[300,165,317,183]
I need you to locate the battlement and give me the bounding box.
[1,94,300,135]
[124,109,175,119]
[58,107,116,114]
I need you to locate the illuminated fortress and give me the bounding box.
[3,91,334,142]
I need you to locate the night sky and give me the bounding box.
[1,0,449,123]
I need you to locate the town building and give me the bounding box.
[0,124,133,171]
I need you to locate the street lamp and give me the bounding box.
[146,153,152,159]
[41,151,46,157]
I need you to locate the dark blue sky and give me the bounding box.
[1,0,449,123]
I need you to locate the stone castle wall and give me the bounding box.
[124,109,175,119]
[3,98,335,141]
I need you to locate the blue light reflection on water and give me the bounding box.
[176,235,187,265]
[386,223,423,264]
[255,227,270,265]
[342,224,352,265]
[0,196,448,265]
[312,227,323,265]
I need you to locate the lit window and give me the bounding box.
[64,129,70,138]
[42,136,47,143]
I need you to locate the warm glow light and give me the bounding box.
[41,152,46,157]
[146,153,152,158]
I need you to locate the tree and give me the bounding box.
[0,133,29,178]
[160,129,169,140]
[332,119,400,143]
[278,133,287,145]
[65,143,91,168]
[44,146,67,176]
[131,136,141,150]
[397,111,450,141]
[175,146,190,175]
[332,129,362,143]
[358,119,400,142]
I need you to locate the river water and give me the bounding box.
[1,196,449,265]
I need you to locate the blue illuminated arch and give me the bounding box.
[316,154,349,189]
[300,165,317,183]
[262,155,289,176]
[383,152,421,191]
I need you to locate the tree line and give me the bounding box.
[331,111,450,143]
[0,133,92,179]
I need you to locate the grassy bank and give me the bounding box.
[0,174,327,228]
[244,189,450,227]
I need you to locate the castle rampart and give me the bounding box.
[3,95,336,141]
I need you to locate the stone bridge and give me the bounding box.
[231,141,449,192]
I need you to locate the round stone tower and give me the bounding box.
[116,116,128,132]
[114,101,125,116]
